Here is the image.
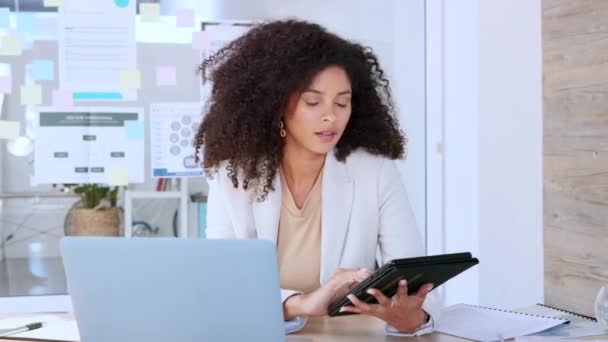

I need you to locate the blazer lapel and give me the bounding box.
[320,152,354,283]
[251,153,354,283]
[252,172,282,245]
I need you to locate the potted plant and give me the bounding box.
[65,184,122,236]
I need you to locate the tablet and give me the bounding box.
[327,252,479,317]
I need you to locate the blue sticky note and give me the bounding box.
[27,60,54,81]
[0,8,9,28]
[115,0,129,8]
[16,13,36,33]
[21,37,33,51]
[125,121,144,140]
[73,92,123,100]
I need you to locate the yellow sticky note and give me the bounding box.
[0,35,22,56]
[140,3,160,22]
[20,84,42,105]
[0,120,20,140]
[108,167,128,186]
[120,70,141,90]
[44,0,64,7]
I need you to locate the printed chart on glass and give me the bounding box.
[33,107,145,185]
[149,102,203,178]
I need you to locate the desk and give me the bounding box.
[0,313,468,342]
[293,315,468,342]
[1,312,606,342]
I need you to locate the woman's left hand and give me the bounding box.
[339,279,433,334]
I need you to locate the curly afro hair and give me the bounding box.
[195,19,406,201]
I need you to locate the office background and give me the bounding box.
[0,0,428,306]
[0,0,606,318]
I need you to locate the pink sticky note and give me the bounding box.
[192,31,210,51]
[52,89,73,108]
[0,75,11,94]
[176,8,195,27]
[156,65,176,86]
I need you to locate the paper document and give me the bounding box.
[58,0,136,101]
[517,304,607,338]
[0,315,79,341]
[516,337,607,342]
[149,102,204,178]
[33,107,145,185]
[436,303,569,342]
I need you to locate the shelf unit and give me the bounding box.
[123,178,189,238]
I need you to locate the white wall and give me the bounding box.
[164,0,429,242]
[477,0,543,309]
[441,0,482,306]
[428,0,544,309]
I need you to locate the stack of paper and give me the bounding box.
[436,304,569,342]
[517,304,607,338]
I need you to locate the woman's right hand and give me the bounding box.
[284,268,373,319]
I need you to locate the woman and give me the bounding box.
[195,19,440,336]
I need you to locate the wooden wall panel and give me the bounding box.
[543,0,608,317]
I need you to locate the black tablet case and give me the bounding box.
[327,252,479,317]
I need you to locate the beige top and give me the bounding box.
[276,169,323,294]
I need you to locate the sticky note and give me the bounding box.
[192,31,210,51]
[20,37,33,51]
[0,75,11,94]
[119,69,141,89]
[52,89,73,108]
[124,121,144,140]
[16,13,36,33]
[140,3,160,22]
[20,84,42,105]
[0,8,9,28]
[0,120,20,139]
[44,0,64,7]
[115,0,129,8]
[176,8,195,27]
[27,60,54,81]
[0,35,22,56]
[0,62,10,75]
[156,65,176,86]
[36,16,58,40]
[108,167,128,186]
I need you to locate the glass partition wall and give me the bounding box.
[0,0,428,309]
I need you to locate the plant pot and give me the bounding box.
[69,207,120,236]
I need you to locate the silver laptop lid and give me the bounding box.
[61,237,285,342]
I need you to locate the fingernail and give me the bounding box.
[347,294,355,300]
[400,279,407,286]
[366,289,374,295]
[427,284,434,291]
[339,307,345,312]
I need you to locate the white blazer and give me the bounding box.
[206,149,440,335]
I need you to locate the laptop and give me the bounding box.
[61,237,286,342]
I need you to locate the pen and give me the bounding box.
[0,322,46,337]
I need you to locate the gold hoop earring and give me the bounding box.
[279,121,286,138]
